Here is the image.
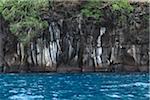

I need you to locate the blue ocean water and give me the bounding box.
[0,73,149,100]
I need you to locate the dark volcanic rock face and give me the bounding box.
[1,2,149,73]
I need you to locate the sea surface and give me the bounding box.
[0,73,149,100]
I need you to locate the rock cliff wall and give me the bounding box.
[0,1,149,73]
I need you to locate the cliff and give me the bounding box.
[0,1,149,73]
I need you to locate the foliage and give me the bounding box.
[81,0,133,22]
[81,0,103,20]
[111,0,133,27]
[0,0,49,46]
[112,0,133,13]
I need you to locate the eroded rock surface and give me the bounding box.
[0,2,149,73]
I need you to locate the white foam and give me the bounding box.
[119,82,149,87]
[145,94,150,98]
[127,94,134,97]
[9,94,44,100]
[107,94,121,98]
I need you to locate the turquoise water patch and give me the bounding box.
[0,73,149,100]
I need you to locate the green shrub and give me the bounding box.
[81,0,103,20]
[0,0,49,45]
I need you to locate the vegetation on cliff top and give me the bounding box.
[0,0,49,46]
[81,0,133,20]
[0,0,136,45]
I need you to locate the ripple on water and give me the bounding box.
[9,89,18,94]
[101,82,149,88]
[119,82,149,88]
[127,94,134,97]
[0,73,148,100]
[106,94,121,98]
[9,94,44,100]
[145,94,150,98]
[100,89,109,92]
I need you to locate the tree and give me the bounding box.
[0,0,49,69]
[81,0,133,23]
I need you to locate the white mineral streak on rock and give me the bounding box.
[17,43,20,56]
[110,47,115,63]
[20,43,24,64]
[93,49,98,67]
[56,39,61,51]
[31,42,36,64]
[50,42,57,65]
[42,44,46,66]
[36,40,42,66]
[96,27,106,67]
[27,50,32,64]
[96,48,102,64]
[110,40,120,64]
[44,45,52,67]
[48,22,62,66]
[127,45,137,62]
[68,40,73,59]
